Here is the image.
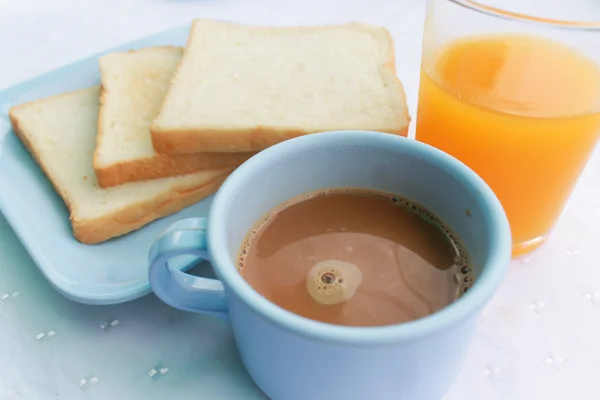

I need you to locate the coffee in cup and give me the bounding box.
[238,188,472,327]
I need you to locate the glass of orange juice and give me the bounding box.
[416,0,600,257]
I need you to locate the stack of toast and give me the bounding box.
[8,19,410,245]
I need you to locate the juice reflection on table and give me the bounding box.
[416,34,600,256]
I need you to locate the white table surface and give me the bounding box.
[1,1,599,399]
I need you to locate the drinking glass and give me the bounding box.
[416,0,600,256]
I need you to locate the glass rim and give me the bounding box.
[448,0,600,31]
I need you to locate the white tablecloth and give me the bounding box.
[1,1,599,399]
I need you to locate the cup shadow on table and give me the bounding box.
[0,215,268,399]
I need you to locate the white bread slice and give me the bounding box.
[9,86,232,244]
[95,46,253,187]
[151,20,410,154]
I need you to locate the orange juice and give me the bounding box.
[416,34,600,256]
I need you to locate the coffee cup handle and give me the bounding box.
[148,218,228,316]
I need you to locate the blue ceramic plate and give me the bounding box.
[0,24,212,305]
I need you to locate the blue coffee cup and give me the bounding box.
[148,130,511,400]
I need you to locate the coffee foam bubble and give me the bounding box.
[306,259,363,305]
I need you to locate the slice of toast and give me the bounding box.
[151,20,410,154]
[95,47,253,187]
[9,86,233,244]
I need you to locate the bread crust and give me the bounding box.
[150,20,411,155]
[94,149,250,187]
[9,92,232,244]
[72,173,228,244]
